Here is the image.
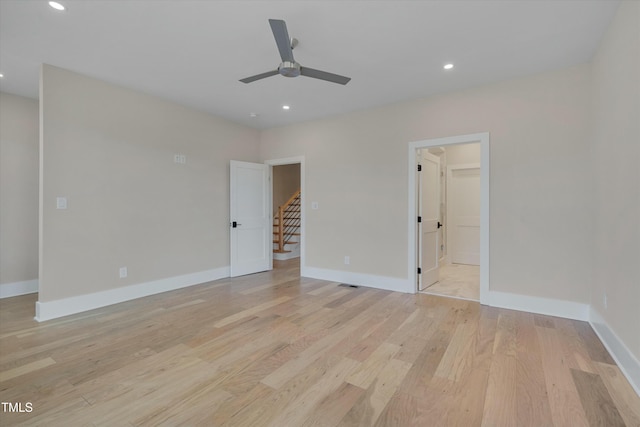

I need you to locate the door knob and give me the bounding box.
[437,221,442,228]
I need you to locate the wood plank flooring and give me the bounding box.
[1,258,638,426]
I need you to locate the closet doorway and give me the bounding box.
[408,133,489,304]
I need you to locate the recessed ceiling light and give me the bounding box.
[49,1,65,11]
[249,112,258,118]
[282,105,290,110]
[0,73,4,78]
[444,63,454,70]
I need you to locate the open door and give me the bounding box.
[230,160,271,277]
[418,150,441,290]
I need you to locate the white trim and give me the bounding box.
[589,308,640,397]
[35,266,229,322]
[488,290,589,321]
[264,156,306,276]
[408,133,490,304]
[303,267,413,294]
[273,252,300,261]
[0,280,39,298]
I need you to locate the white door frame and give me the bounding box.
[264,156,306,275]
[408,133,489,304]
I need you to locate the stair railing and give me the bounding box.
[275,190,301,252]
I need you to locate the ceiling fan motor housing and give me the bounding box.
[279,61,301,77]
[240,19,350,85]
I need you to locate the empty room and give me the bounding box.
[1,1,638,426]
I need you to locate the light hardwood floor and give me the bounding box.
[1,259,638,426]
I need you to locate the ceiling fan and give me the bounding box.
[239,19,351,85]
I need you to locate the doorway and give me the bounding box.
[408,133,489,304]
[265,156,305,274]
[272,163,301,263]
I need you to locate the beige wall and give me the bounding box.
[272,164,300,215]
[40,65,260,302]
[591,0,640,360]
[260,64,593,304]
[0,92,39,285]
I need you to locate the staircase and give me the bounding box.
[273,190,301,260]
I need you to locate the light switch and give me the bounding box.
[311,202,319,210]
[56,197,67,209]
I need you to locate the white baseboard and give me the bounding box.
[589,308,640,397]
[273,242,300,261]
[35,266,229,322]
[488,290,589,321]
[0,279,39,299]
[273,252,300,261]
[303,266,413,293]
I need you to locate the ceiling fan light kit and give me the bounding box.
[240,19,351,85]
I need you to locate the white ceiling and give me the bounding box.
[0,0,619,129]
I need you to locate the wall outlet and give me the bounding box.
[344,256,350,265]
[173,154,187,164]
[119,267,128,279]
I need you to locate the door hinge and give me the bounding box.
[417,267,422,274]
[417,164,422,172]
[417,216,422,223]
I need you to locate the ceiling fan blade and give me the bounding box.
[269,19,295,63]
[300,67,351,85]
[239,70,279,84]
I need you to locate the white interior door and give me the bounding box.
[230,160,271,277]
[419,151,441,290]
[449,166,480,265]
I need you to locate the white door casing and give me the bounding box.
[448,165,481,266]
[230,160,271,277]
[407,132,489,304]
[419,151,441,290]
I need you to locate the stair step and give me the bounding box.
[273,232,300,235]
[273,249,291,254]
